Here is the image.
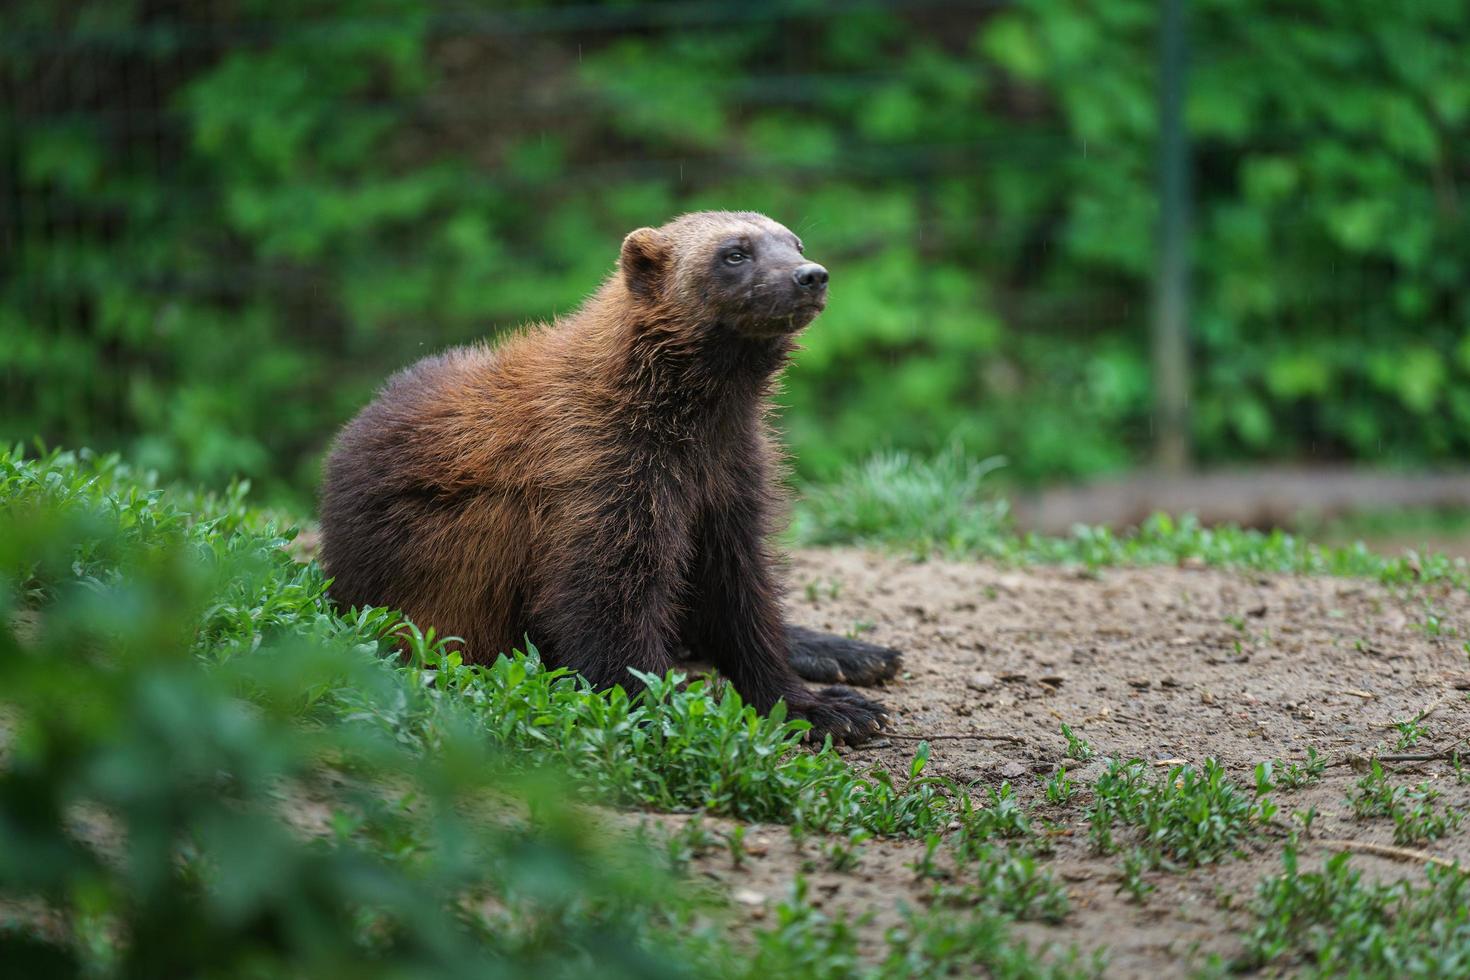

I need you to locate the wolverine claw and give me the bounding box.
[790,685,890,746]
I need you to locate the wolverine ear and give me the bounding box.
[620,227,671,299]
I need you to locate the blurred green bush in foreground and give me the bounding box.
[3,0,1468,504]
[0,448,698,977]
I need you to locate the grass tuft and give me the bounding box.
[790,447,1008,554]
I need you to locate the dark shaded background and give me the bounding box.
[4,0,1468,507]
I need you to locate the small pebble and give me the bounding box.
[966,672,997,692]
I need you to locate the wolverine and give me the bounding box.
[320,211,899,743]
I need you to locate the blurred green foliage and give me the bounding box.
[0,449,692,977]
[3,0,1468,503]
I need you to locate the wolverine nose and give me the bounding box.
[793,263,829,290]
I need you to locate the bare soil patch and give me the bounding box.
[674,549,1470,977]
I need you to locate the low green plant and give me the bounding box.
[1253,761,1277,796]
[1275,749,1328,790]
[1394,713,1429,750]
[912,833,945,880]
[1044,766,1076,806]
[954,783,1034,855]
[1395,796,1462,846]
[738,875,1088,980]
[1060,724,1095,762]
[1116,850,1156,904]
[0,446,1047,976]
[883,890,1089,979]
[0,461,690,977]
[819,830,871,873]
[725,825,749,870]
[3,448,961,839]
[934,846,1070,924]
[743,877,867,980]
[1346,762,1397,819]
[1087,759,1262,868]
[803,578,843,603]
[664,817,720,874]
[1348,762,1462,845]
[1238,848,1470,975]
[1415,602,1453,638]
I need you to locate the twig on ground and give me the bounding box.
[1377,749,1459,763]
[886,732,1026,744]
[1329,736,1468,768]
[1315,839,1459,870]
[1371,696,1448,729]
[1380,732,1469,763]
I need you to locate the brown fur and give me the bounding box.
[319,211,887,743]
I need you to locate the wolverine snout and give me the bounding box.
[792,263,829,290]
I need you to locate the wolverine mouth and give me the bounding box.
[785,294,826,315]
[767,303,824,335]
[794,298,826,319]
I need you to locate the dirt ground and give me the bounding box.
[668,548,1470,977]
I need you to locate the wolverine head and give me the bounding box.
[618,211,828,338]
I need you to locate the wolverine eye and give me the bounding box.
[794,240,804,254]
[724,249,748,265]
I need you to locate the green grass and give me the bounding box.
[741,875,1098,980]
[1297,506,1470,543]
[792,451,1470,590]
[790,447,1010,555]
[1060,723,1096,762]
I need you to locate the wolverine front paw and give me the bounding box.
[788,686,889,746]
[786,625,903,686]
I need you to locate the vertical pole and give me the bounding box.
[1153,0,1191,472]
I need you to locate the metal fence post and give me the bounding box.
[1154,0,1192,472]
